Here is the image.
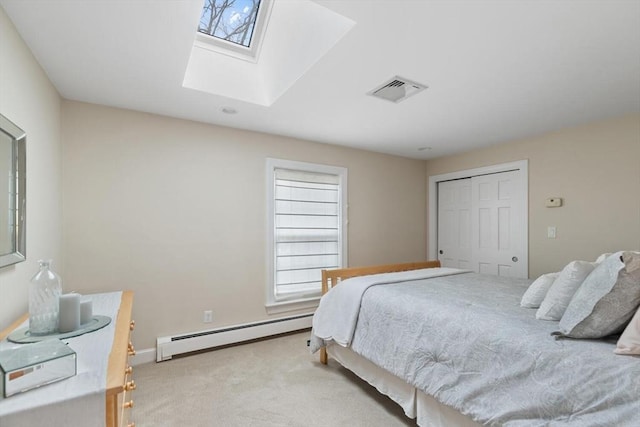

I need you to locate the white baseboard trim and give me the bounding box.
[131,348,156,366]
[156,313,313,362]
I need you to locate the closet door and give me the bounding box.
[437,179,472,269]
[471,171,526,278]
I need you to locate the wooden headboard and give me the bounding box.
[321,260,441,295]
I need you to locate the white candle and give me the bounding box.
[58,293,81,333]
[80,299,93,325]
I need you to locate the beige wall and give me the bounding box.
[0,7,63,331]
[426,114,640,278]
[61,101,427,349]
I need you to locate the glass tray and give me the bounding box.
[6,315,112,344]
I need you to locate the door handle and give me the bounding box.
[439,250,444,254]
[512,256,518,262]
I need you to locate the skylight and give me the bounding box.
[194,0,273,62]
[184,0,356,106]
[198,0,261,48]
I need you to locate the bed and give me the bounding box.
[309,260,640,426]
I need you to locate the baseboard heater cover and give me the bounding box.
[156,313,313,362]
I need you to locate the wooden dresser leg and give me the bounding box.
[320,347,328,365]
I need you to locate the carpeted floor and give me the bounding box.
[133,330,416,426]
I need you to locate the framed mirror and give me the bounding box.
[0,113,26,268]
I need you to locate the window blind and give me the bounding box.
[274,168,341,300]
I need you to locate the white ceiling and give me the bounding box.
[2,0,639,160]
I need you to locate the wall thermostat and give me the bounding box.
[545,197,563,207]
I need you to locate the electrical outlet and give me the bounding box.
[203,310,213,323]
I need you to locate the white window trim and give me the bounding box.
[265,158,348,313]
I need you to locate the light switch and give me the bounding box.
[547,226,557,239]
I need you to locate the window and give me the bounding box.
[198,0,261,48]
[195,0,272,61]
[266,159,348,311]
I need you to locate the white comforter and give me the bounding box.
[310,267,469,350]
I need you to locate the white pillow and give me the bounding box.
[595,253,612,263]
[536,260,596,321]
[520,272,559,308]
[615,305,640,355]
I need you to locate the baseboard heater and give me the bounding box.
[156,313,313,362]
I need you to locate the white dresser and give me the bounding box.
[0,291,135,427]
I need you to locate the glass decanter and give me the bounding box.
[28,259,62,335]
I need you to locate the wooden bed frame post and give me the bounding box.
[320,269,330,364]
[318,260,441,365]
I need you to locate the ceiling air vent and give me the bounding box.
[368,76,427,103]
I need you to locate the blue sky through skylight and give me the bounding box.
[198,0,261,48]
